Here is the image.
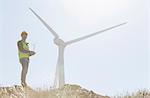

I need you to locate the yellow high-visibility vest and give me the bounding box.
[18,41,30,59]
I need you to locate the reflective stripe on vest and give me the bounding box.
[19,41,30,59]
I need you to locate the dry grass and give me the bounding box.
[112,90,150,98]
[0,84,149,98]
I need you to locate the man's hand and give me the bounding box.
[29,51,36,56]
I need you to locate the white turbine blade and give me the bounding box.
[29,8,59,38]
[66,22,127,45]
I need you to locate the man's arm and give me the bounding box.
[17,41,30,53]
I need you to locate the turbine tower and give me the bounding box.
[29,8,127,88]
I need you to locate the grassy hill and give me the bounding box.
[0,84,149,98]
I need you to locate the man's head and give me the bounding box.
[21,31,28,40]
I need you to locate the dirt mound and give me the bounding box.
[0,84,109,98]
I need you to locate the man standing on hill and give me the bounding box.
[17,31,36,87]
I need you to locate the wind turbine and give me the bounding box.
[29,8,127,88]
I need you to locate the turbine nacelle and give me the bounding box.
[54,38,66,47]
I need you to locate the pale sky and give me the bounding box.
[0,0,149,96]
